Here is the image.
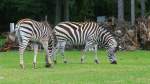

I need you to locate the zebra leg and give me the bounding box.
[93,44,99,64]
[53,43,59,64]
[19,40,29,69]
[33,43,38,69]
[81,45,89,64]
[80,51,84,64]
[81,49,85,64]
[60,42,67,64]
[19,47,25,69]
[107,48,117,64]
[42,42,53,67]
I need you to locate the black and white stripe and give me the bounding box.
[15,18,55,69]
[54,22,118,64]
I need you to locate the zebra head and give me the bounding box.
[114,29,126,51]
[116,37,125,51]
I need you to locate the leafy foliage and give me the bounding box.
[0,0,150,32]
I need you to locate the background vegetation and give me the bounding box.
[0,1,150,83]
[0,0,149,32]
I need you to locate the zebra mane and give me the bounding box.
[98,24,120,46]
[42,21,51,27]
[101,23,122,39]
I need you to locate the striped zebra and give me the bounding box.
[53,22,118,64]
[14,18,55,69]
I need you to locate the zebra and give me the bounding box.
[53,21,118,64]
[14,18,55,69]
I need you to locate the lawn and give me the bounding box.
[0,50,150,84]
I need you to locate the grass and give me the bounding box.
[0,50,150,84]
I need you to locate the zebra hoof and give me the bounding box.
[20,64,25,69]
[45,63,52,68]
[111,61,117,64]
[64,60,67,64]
[33,63,37,69]
[54,60,57,64]
[81,58,84,64]
[94,60,99,64]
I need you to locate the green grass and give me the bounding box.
[0,50,150,84]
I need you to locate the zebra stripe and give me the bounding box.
[53,22,118,64]
[15,18,55,69]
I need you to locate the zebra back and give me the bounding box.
[55,22,118,50]
[15,18,53,42]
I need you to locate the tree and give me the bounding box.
[118,0,124,22]
[131,0,135,25]
[55,0,61,24]
[70,0,95,21]
[141,0,145,17]
[64,0,69,21]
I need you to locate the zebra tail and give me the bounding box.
[15,26,23,43]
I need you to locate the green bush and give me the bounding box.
[0,36,6,48]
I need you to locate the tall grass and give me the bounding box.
[0,50,150,84]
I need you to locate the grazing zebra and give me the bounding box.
[53,22,118,64]
[14,18,55,69]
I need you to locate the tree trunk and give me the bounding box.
[55,0,61,25]
[141,0,145,17]
[64,0,69,21]
[131,0,135,25]
[118,0,124,23]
